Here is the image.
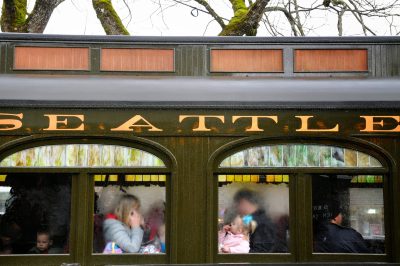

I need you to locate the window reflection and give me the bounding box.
[312,174,385,253]
[93,175,166,254]
[218,175,289,253]
[0,174,71,255]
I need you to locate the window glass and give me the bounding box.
[218,174,289,253]
[220,145,382,168]
[0,144,165,168]
[0,174,71,255]
[93,174,166,255]
[312,174,385,253]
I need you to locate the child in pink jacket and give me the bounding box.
[218,215,250,253]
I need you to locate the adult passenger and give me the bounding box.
[233,189,284,253]
[103,194,144,253]
[314,206,370,253]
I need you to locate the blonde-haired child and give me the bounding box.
[103,194,144,253]
[218,214,250,253]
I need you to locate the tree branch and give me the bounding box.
[194,0,225,29]
[92,0,129,35]
[264,6,299,36]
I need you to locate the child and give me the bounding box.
[103,194,144,253]
[29,231,54,254]
[218,215,250,253]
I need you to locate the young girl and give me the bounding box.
[218,214,250,253]
[103,194,144,253]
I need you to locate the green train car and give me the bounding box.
[0,34,399,266]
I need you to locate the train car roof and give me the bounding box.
[0,75,400,109]
[1,33,400,44]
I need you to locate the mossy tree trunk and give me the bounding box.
[219,0,271,36]
[92,0,129,35]
[1,0,64,33]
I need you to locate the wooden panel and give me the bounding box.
[101,48,174,72]
[14,46,89,70]
[210,49,283,73]
[294,49,368,72]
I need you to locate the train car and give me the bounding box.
[0,34,399,266]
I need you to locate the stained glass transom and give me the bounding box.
[0,144,165,167]
[220,144,382,168]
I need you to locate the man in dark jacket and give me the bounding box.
[234,189,287,253]
[314,209,370,253]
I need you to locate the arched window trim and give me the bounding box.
[218,143,384,169]
[0,143,167,168]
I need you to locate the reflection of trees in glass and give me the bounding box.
[220,144,382,168]
[0,144,165,168]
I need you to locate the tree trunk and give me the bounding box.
[219,0,271,36]
[25,0,64,33]
[1,0,64,33]
[92,0,129,35]
[1,0,28,32]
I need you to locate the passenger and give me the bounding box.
[29,230,57,254]
[0,218,21,254]
[218,214,250,253]
[103,194,144,253]
[233,189,280,253]
[314,205,370,253]
[158,223,166,253]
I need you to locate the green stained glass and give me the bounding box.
[307,145,320,167]
[220,158,231,167]
[269,146,283,167]
[296,145,307,167]
[230,152,244,167]
[52,145,66,167]
[127,148,140,167]
[88,145,101,167]
[319,147,332,167]
[114,146,127,167]
[66,145,79,166]
[220,144,382,168]
[283,145,296,167]
[77,145,89,166]
[0,144,165,168]
[247,147,263,167]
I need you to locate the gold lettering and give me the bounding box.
[360,116,400,132]
[296,115,339,132]
[0,113,23,131]
[179,115,224,131]
[43,114,84,131]
[232,116,278,132]
[111,115,162,132]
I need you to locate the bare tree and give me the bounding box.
[1,0,65,33]
[0,0,399,36]
[170,0,400,36]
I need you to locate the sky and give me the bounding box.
[0,0,399,36]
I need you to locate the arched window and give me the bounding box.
[0,144,165,167]
[219,144,382,168]
[215,143,386,261]
[0,143,168,263]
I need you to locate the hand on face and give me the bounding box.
[128,209,142,228]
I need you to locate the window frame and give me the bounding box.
[211,139,391,263]
[0,138,172,266]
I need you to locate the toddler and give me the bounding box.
[29,231,53,254]
[218,215,250,253]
